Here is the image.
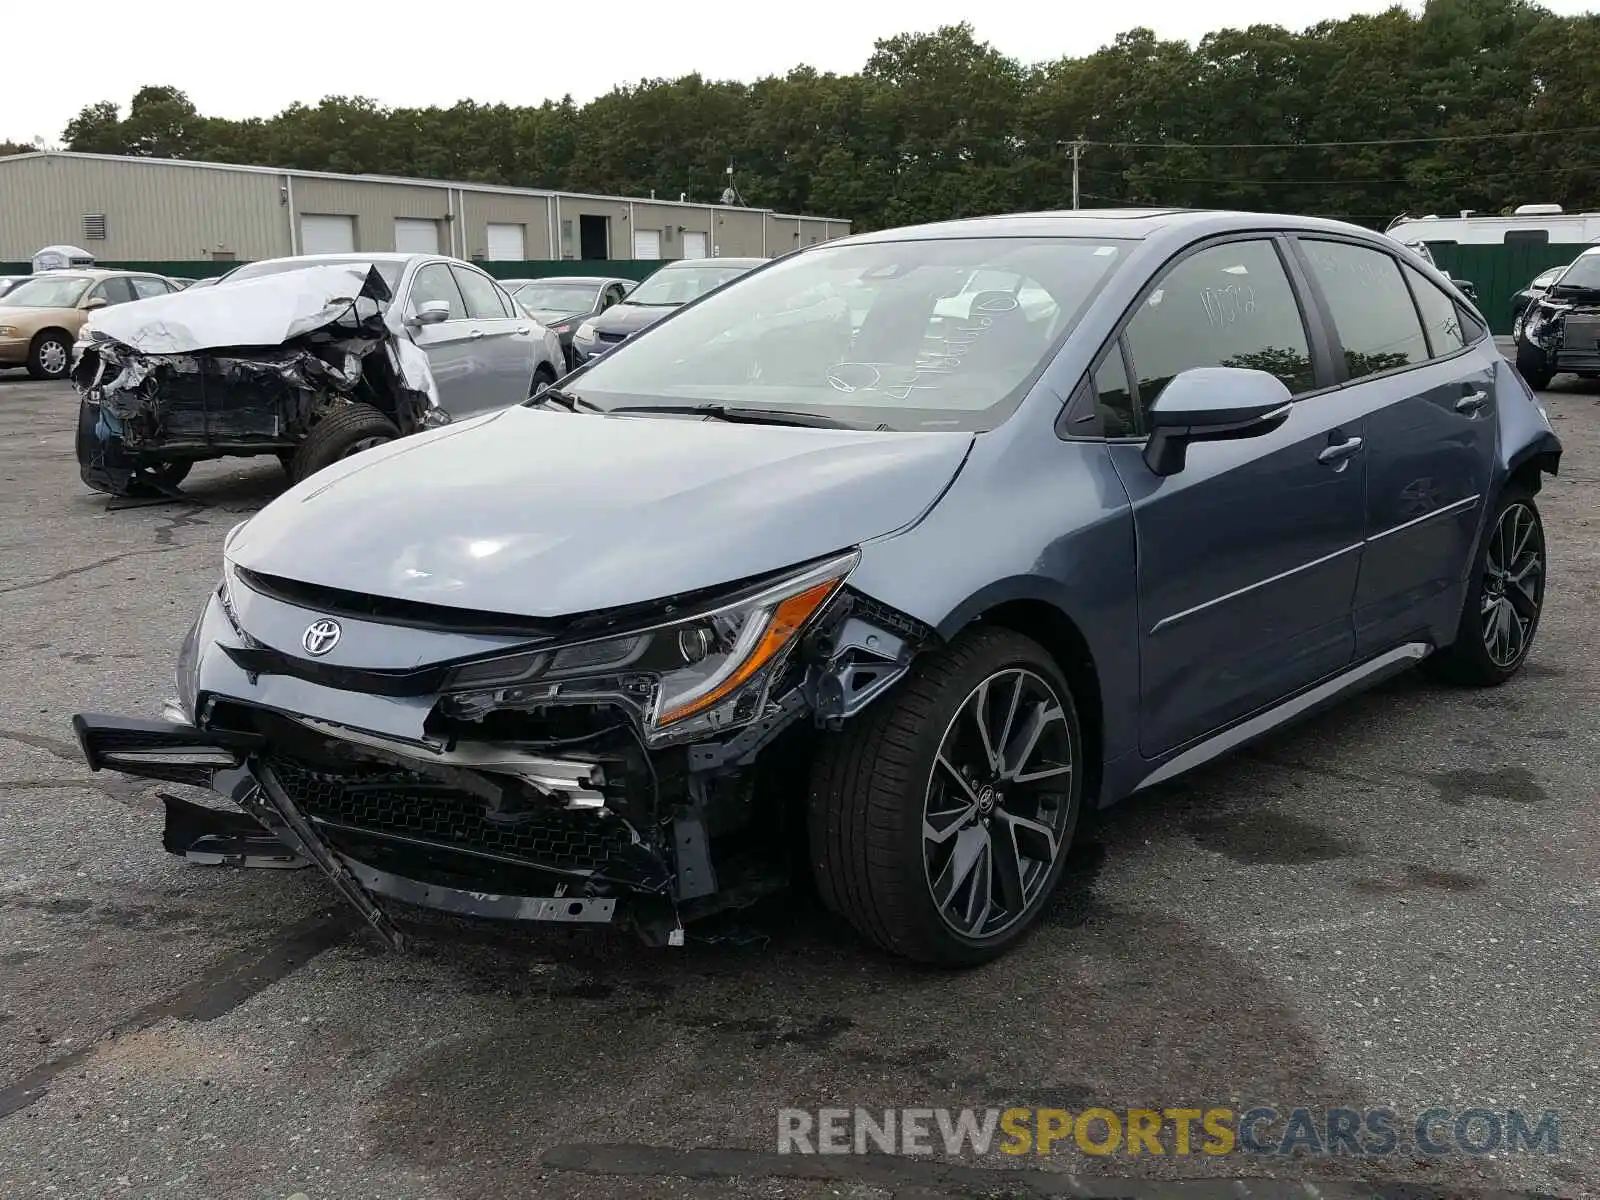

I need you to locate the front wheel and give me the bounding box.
[1426,488,1547,686]
[808,628,1082,966]
[1515,341,1555,392]
[289,403,399,483]
[27,331,72,380]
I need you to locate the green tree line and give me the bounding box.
[27,0,1600,231]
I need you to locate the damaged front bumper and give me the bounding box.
[72,558,930,949]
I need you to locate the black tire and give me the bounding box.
[808,627,1083,967]
[530,362,558,396]
[1514,340,1554,392]
[289,403,399,483]
[27,329,73,380]
[1425,488,1547,687]
[74,397,193,495]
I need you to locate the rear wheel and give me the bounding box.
[808,628,1082,966]
[289,403,399,483]
[27,330,72,380]
[1426,488,1546,686]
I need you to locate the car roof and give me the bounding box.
[14,268,158,282]
[506,275,627,286]
[829,208,1394,246]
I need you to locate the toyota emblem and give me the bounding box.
[302,619,342,657]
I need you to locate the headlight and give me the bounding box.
[573,320,598,343]
[0,325,16,336]
[442,551,858,745]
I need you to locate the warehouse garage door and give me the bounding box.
[487,223,526,261]
[682,231,708,259]
[300,214,355,254]
[394,218,440,254]
[632,229,662,260]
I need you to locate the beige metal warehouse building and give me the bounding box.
[0,151,850,265]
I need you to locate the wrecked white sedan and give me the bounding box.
[72,254,564,497]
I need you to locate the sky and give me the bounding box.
[6,0,1596,147]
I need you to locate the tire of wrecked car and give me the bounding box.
[289,403,401,483]
[74,396,194,497]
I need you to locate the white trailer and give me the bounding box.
[1388,205,1600,248]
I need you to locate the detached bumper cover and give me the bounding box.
[71,713,659,947]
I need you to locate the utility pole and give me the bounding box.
[1070,137,1086,210]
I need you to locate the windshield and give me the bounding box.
[627,264,754,306]
[1,275,93,308]
[569,237,1133,432]
[1551,256,1600,292]
[514,282,602,313]
[1532,265,1568,289]
[223,258,405,294]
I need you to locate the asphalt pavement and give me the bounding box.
[0,366,1596,1200]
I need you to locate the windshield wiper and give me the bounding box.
[606,403,868,430]
[533,386,603,413]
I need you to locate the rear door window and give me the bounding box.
[1125,239,1315,403]
[130,276,171,299]
[1300,239,1429,379]
[1402,265,1467,358]
[452,266,514,320]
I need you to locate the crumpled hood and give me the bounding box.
[586,303,674,337]
[81,264,392,353]
[227,405,973,617]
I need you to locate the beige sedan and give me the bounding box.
[0,270,180,379]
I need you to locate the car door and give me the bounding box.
[450,264,537,412]
[87,277,137,308]
[401,262,476,414]
[1101,236,1371,757]
[1291,237,1498,657]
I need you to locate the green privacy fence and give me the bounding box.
[0,259,665,282]
[1425,242,1588,336]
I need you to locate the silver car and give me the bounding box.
[219,253,566,416]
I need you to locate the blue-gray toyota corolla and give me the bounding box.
[74,209,1562,966]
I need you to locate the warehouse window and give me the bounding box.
[82,214,107,241]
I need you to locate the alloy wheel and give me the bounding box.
[38,339,68,376]
[921,668,1074,941]
[1481,501,1544,669]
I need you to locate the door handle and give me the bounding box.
[469,329,485,339]
[1456,390,1488,414]
[1317,436,1364,465]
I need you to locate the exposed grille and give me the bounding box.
[1564,316,1600,352]
[265,755,631,874]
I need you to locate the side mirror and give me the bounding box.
[82,296,108,310]
[408,299,452,327]
[1143,367,1293,477]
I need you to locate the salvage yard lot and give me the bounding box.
[1,368,1597,1200]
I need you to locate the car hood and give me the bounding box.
[0,305,81,333]
[227,405,974,617]
[81,264,392,353]
[525,307,587,324]
[586,303,676,337]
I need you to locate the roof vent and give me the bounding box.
[1513,203,1563,216]
[82,213,107,241]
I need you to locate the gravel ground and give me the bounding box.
[0,365,1595,1200]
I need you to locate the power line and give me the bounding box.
[1085,125,1600,150]
[1079,162,1600,186]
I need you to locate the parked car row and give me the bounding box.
[72,208,1561,968]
